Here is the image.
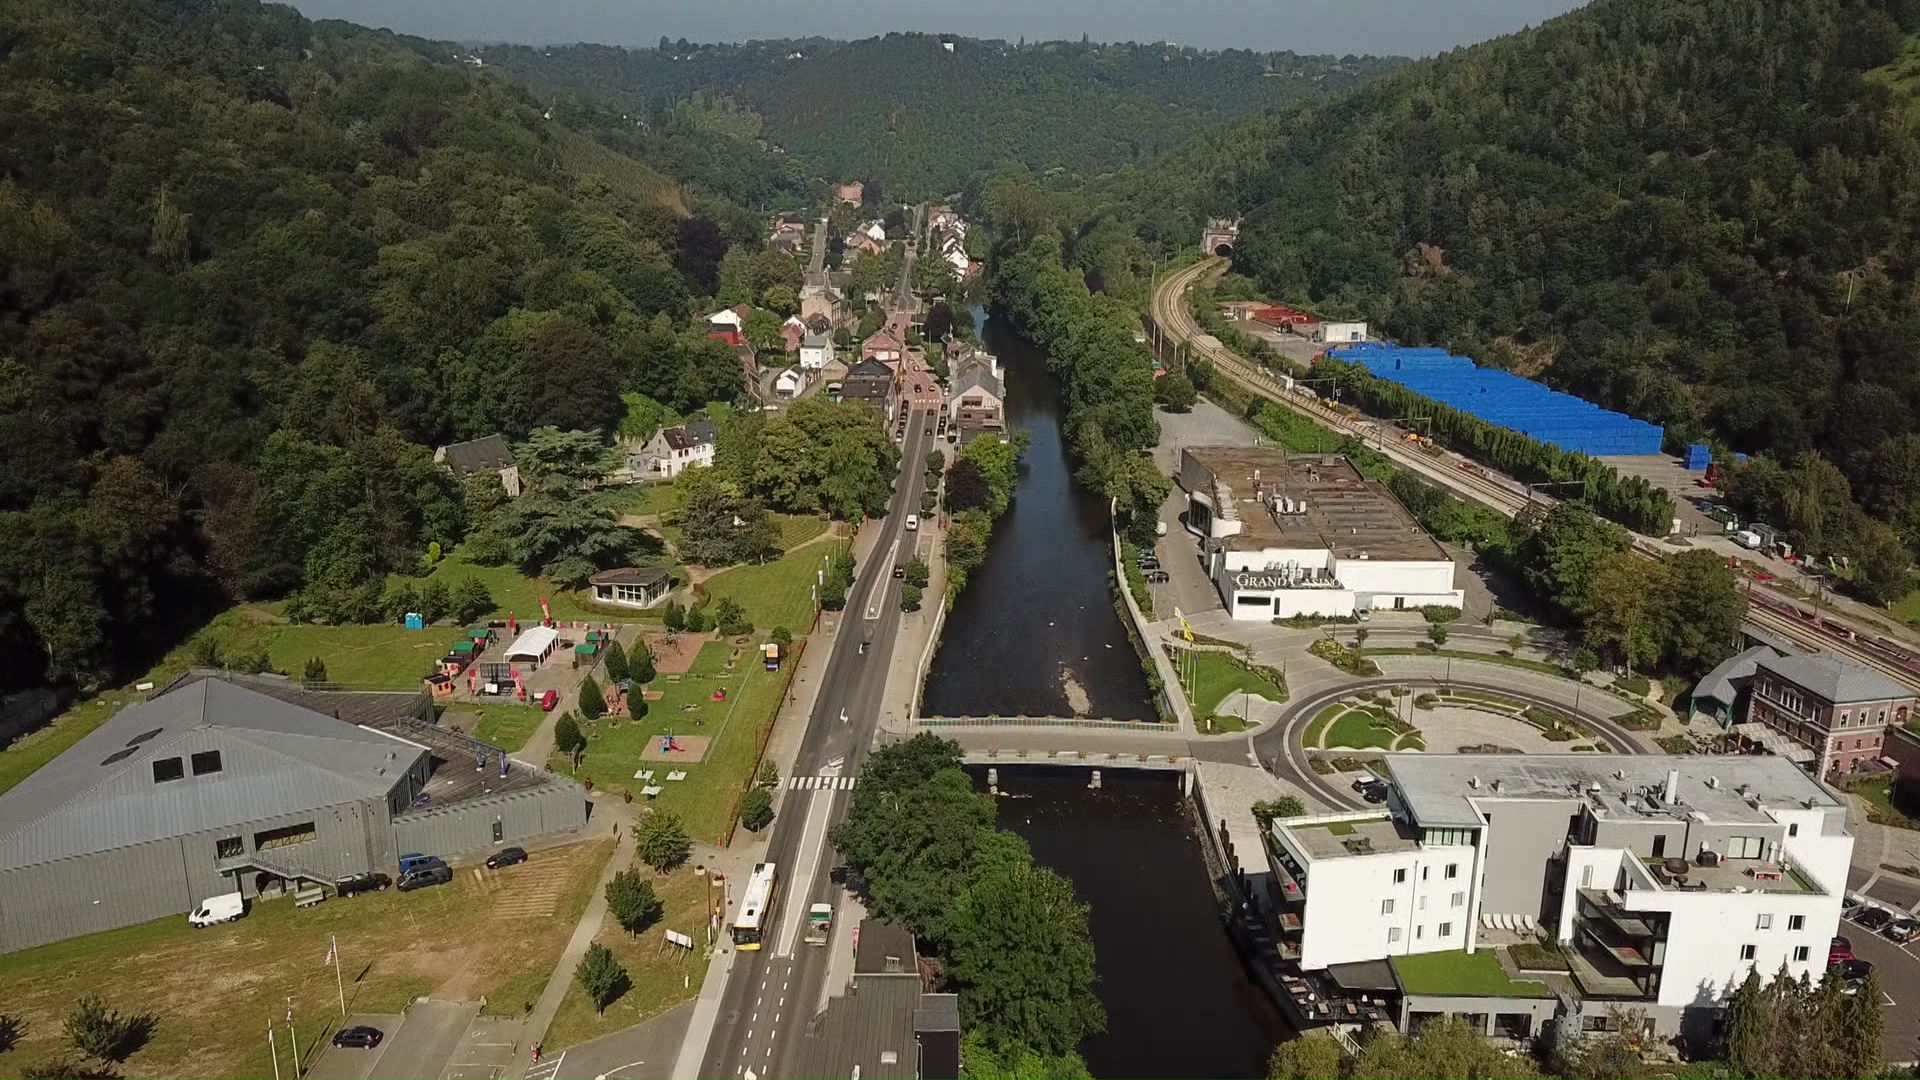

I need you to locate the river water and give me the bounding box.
[984,767,1291,1078]
[920,314,1154,720]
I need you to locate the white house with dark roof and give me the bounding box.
[435,435,522,496]
[589,567,674,609]
[800,332,835,371]
[633,420,717,479]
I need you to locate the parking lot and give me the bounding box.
[306,999,528,1080]
[1841,902,1920,1064]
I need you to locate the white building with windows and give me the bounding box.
[1266,754,1852,1040]
[1180,447,1462,620]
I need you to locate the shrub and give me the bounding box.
[1413,693,1438,710]
[575,944,629,1013]
[634,810,691,871]
[900,583,923,612]
[714,596,752,636]
[1308,638,1380,676]
[451,575,494,623]
[1615,673,1651,697]
[769,626,793,648]
[605,871,663,937]
[554,714,587,756]
[1420,605,1462,624]
[64,995,154,1063]
[740,786,775,831]
[662,600,685,632]
[302,657,328,682]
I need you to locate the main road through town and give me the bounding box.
[695,408,934,1079]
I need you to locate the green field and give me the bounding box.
[1391,950,1554,998]
[0,839,614,1078]
[1327,711,1399,750]
[1185,651,1286,720]
[420,552,613,624]
[699,542,837,633]
[555,639,796,843]
[268,623,459,687]
[467,703,548,752]
[543,865,710,1050]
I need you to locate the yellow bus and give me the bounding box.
[732,862,777,951]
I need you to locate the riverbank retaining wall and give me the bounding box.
[1110,500,1195,730]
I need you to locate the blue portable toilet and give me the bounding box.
[405,612,425,631]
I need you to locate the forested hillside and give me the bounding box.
[1222,0,1920,585]
[486,36,1405,198]
[0,0,793,691]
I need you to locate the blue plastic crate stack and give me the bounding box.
[1325,343,1664,457]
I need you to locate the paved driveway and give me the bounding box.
[308,1014,404,1080]
[371,1001,481,1080]
[1840,910,1920,1064]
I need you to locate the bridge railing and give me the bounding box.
[915,715,1176,732]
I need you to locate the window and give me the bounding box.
[1381,899,1395,915]
[190,750,222,776]
[1727,836,1764,859]
[1421,866,1429,881]
[1581,866,1594,889]
[1788,823,1799,837]
[1452,891,1466,908]
[1789,915,1805,931]
[1756,913,1773,930]
[1419,896,1427,911]
[151,757,184,783]
[1439,922,1453,938]
[254,822,317,851]
[1446,863,1459,879]
[1651,835,1667,858]
[1393,868,1407,885]
[215,836,243,859]
[1388,927,1402,943]
[1415,925,1424,940]
[1793,946,1810,962]
[1740,944,1757,961]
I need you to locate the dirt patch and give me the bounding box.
[644,631,714,675]
[641,733,713,763]
[641,689,665,701]
[1060,669,1092,716]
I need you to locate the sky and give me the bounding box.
[288,0,1592,59]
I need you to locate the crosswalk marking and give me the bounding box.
[786,776,858,791]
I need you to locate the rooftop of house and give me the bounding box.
[438,434,515,476]
[949,367,1003,402]
[1384,753,1846,829]
[846,358,894,381]
[1183,447,1448,563]
[589,566,672,588]
[1278,814,1419,860]
[1756,653,1915,705]
[661,421,717,450]
[1694,644,1781,707]
[803,332,834,349]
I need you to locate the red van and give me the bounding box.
[539,689,559,712]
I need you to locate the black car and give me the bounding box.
[1359,781,1390,804]
[1832,934,1852,952]
[1834,958,1874,983]
[486,846,528,870]
[398,865,453,892]
[332,1026,383,1049]
[335,872,391,898]
[1853,906,1895,931]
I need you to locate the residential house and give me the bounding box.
[800,283,847,328]
[839,358,897,420]
[734,342,760,398]
[847,231,885,257]
[588,567,674,609]
[832,181,865,205]
[805,312,834,335]
[800,332,835,371]
[1744,653,1916,778]
[1267,753,1852,1043]
[793,920,960,1080]
[708,326,744,347]
[435,434,522,497]
[775,368,806,397]
[780,315,808,352]
[946,366,1004,434]
[707,304,752,330]
[862,328,906,364]
[1689,645,1781,728]
[634,421,718,479]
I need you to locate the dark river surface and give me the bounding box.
[981,768,1291,1078]
[920,314,1155,720]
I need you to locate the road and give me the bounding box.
[1150,257,1920,693]
[695,410,935,1079]
[892,203,924,314]
[807,218,828,276]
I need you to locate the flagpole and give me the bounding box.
[332,935,346,1017]
[269,1020,281,1080]
[287,998,301,1078]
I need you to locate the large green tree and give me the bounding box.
[945,861,1105,1057]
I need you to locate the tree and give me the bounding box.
[663,600,686,632]
[945,457,994,512]
[1852,525,1913,606]
[451,576,494,623]
[554,714,587,757]
[1155,371,1197,412]
[302,657,328,682]
[1347,1015,1540,1079]
[900,583,923,612]
[601,639,629,684]
[419,578,452,624]
[1722,967,1769,1077]
[1250,797,1305,829]
[740,785,774,831]
[769,626,793,648]
[1835,969,1885,1079]
[574,943,629,1013]
[1267,1031,1345,1079]
[713,595,753,635]
[1657,549,1746,676]
[756,759,781,788]
[634,810,691,871]
[763,283,798,316]
[1509,503,1630,617]
[960,1030,1091,1080]
[64,996,154,1064]
[495,471,641,587]
[905,558,931,588]
[0,1013,22,1054]
[1578,551,1665,673]
[683,606,709,633]
[604,870,663,937]
[628,637,657,683]
[1427,622,1448,648]
[578,677,607,720]
[944,861,1105,1056]
[676,470,781,566]
[1354,627,1369,648]
[19,1060,118,1080]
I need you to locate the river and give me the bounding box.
[920,314,1155,720]
[984,767,1291,1078]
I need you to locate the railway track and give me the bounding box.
[1152,257,1920,692]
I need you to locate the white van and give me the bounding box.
[188,891,246,928]
[905,514,919,531]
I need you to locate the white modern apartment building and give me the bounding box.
[1266,754,1851,1039]
[1179,448,1463,620]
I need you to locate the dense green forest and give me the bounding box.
[0,0,809,692]
[1215,0,1920,587]
[485,35,1405,199]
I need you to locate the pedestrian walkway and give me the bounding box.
[787,775,859,790]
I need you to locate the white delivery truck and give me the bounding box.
[188,891,247,927]
[1733,529,1763,550]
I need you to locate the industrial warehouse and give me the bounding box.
[0,671,587,952]
[1180,447,1465,620]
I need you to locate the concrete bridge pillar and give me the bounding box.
[1183,767,1194,798]
[987,767,998,795]
[1089,769,1102,790]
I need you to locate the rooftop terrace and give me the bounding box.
[1281,814,1419,860]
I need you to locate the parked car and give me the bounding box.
[398,865,453,892]
[1359,781,1390,804]
[1886,918,1920,943]
[486,846,528,870]
[332,1026,383,1049]
[1853,906,1895,932]
[336,872,392,898]
[539,688,559,712]
[188,891,247,928]
[1834,958,1874,983]
[398,852,446,875]
[1144,570,1170,584]
[1833,934,1852,952]
[905,514,919,531]
[1350,772,1380,792]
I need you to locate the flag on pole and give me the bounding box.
[324,936,337,966]
[285,997,293,1024]
[1174,606,1194,643]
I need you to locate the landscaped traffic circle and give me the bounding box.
[1302,687,1611,755]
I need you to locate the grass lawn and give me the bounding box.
[421,551,622,624]
[468,703,548,752]
[1186,651,1287,718]
[268,623,458,688]
[598,482,679,517]
[1364,647,1572,678]
[1391,949,1554,998]
[555,640,797,843]
[700,543,836,634]
[1326,712,1398,750]
[0,839,614,1079]
[543,865,710,1050]
[775,513,830,551]
[1304,704,1346,748]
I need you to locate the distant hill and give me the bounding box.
[482,35,1407,198]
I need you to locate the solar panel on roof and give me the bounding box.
[100,747,140,766]
[126,727,164,746]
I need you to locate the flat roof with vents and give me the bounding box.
[1182,447,1448,563]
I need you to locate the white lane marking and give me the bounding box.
[773,789,839,956]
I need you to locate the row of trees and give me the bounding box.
[1722,450,1915,604]
[1723,963,1884,1079]
[941,433,1028,602]
[831,735,1102,1074]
